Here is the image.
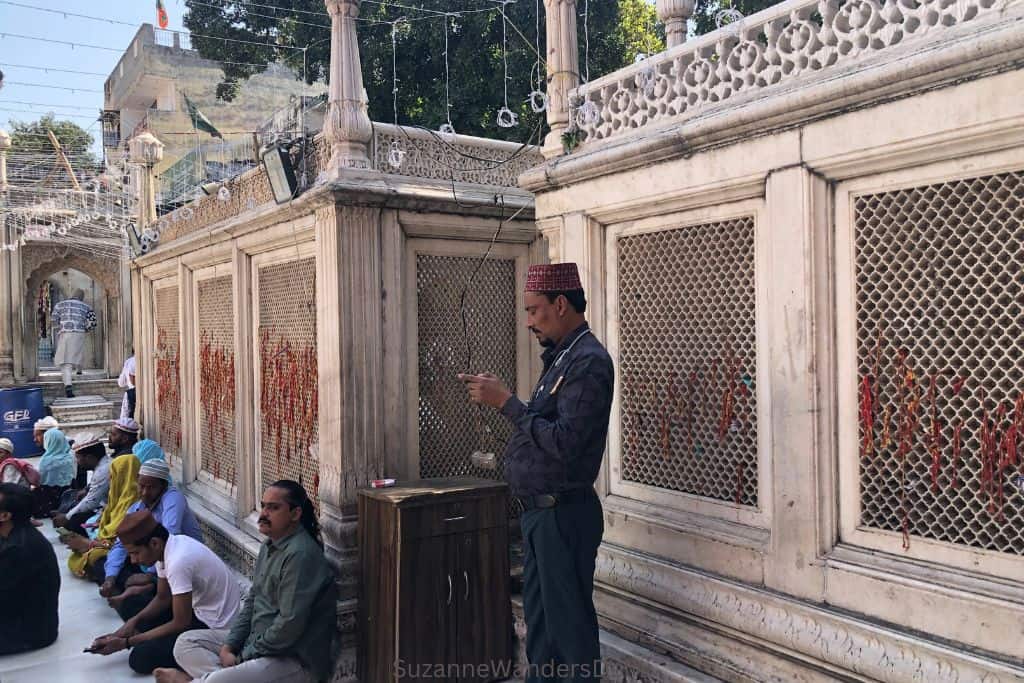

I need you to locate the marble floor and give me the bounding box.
[0,522,148,683]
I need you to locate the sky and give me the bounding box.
[0,0,662,161]
[0,0,190,158]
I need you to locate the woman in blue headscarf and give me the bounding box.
[131,440,171,483]
[33,428,76,517]
[132,439,164,465]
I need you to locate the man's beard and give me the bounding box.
[530,326,556,348]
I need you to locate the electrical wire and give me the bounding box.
[0,63,109,77]
[0,33,123,52]
[1,108,98,120]
[0,100,101,111]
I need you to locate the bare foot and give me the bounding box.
[153,667,192,683]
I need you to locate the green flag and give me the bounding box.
[183,93,223,139]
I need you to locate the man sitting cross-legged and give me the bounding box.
[52,434,110,536]
[87,510,243,675]
[155,480,337,683]
[100,456,203,622]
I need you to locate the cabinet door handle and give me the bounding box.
[443,515,466,522]
[463,570,469,600]
[446,574,453,605]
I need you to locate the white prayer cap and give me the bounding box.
[34,416,59,431]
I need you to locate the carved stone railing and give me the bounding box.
[156,165,273,244]
[148,125,539,248]
[571,0,1012,147]
[369,123,544,187]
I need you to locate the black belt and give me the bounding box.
[516,487,594,511]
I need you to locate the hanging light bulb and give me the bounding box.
[715,7,744,27]
[496,106,519,128]
[528,90,549,113]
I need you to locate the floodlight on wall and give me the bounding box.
[200,181,221,196]
[125,222,143,257]
[261,144,298,205]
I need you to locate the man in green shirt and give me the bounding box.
[153,480,337,683]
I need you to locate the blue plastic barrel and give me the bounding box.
[0,386,45,458]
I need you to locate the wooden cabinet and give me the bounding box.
[358,478,512,683]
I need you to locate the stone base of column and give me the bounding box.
[331,599,359,683]
[320,499,359,600]
[321,499,360,682]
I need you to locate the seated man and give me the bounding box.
[87,510,243,675]
[0,483,60,655]
[102,458,204,620]
[109,417,141,458]
[51,436,110,536]
[52,433,110,536]
[0,437,39,487]
[156,480,337,683]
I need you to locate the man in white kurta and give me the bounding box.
[52,289,96,397]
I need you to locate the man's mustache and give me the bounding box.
[258,517,270,525]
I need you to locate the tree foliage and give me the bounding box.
[691,0,778,37]
[8,114,98,177]
[183,0,662,142]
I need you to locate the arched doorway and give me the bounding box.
[18,245,130,382]
[35,269,106,372]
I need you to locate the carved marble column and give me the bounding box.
[657,0,694,48]
[314,203,384,574]
[542,0,580,158]
[324,0,373,173]
[315,202,382,683]
[128,133,164,230]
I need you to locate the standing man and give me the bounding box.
[87,510,242,675]
[118,353,137,419]
[459,263,614,682]
[0,483,60,655]
[52,287,96,398]
[155,480,337,683]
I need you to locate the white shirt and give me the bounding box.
[1,461,30,487]
[156,534,243,629]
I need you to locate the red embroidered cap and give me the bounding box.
[525,263,582,292]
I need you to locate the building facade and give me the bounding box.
[103,23,322,210]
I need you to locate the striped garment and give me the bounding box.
[51,298,97,334]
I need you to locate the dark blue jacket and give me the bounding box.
[500,323,615,497]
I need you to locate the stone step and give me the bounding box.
[39,379,123,402]
[50,396,114,424]
[59,419,116,442]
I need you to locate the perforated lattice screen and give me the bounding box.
[618,218,758,507]
[855,171,1024,555]
[416,254,517,482]
[258,258,319,500]
[197,276,236,487]
[154,286,181,467]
